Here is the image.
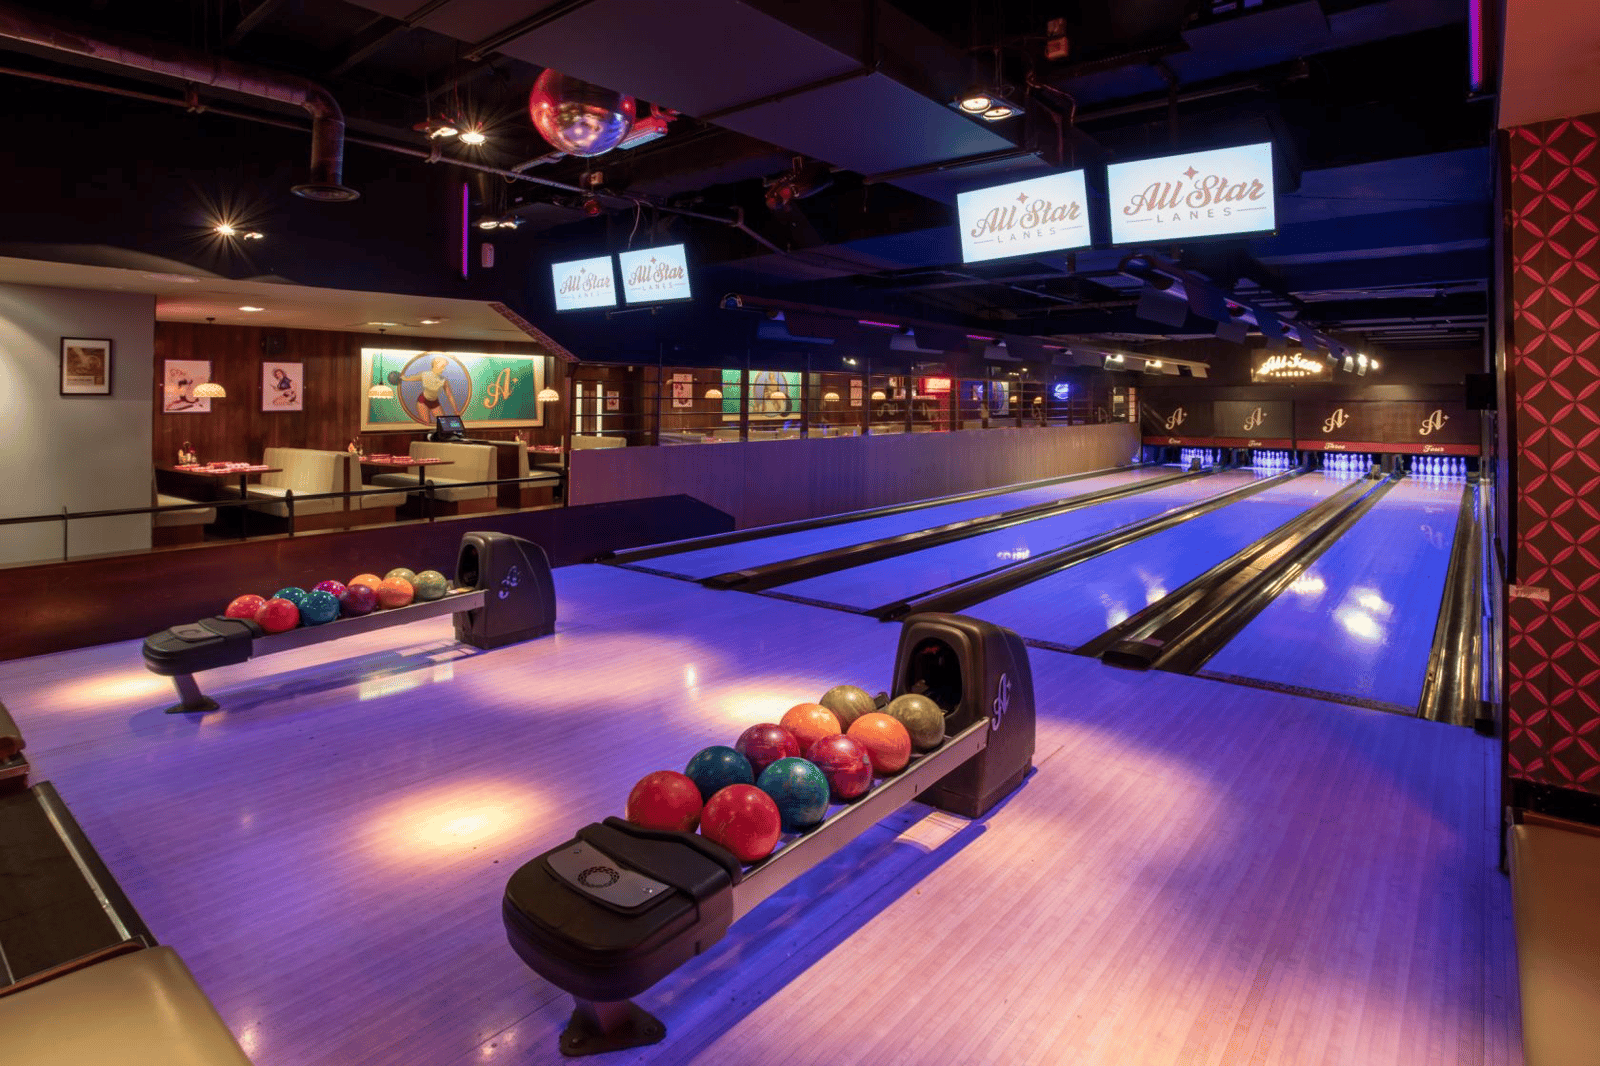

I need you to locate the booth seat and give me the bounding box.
[151,484,216,547]
[337,453,407,526]
[570,434,627,450]
[1510,817,1600,1066]
[490,443,561,509]
[244,448,348,529]
[371,441,497,515]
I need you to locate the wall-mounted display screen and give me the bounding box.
[618,243,692,304]
[956,170,1091,263]
[550,255,617,311]
[1107,141,1276,245]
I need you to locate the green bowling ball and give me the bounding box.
[884,693,946,752]
[819,684,877,731]
[412,570,449,601]
[385,567,417,587]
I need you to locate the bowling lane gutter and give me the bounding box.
[1087,474,1399,674]
[596,462,1148,566]
[1416,483,1483,727]
[876,469,1300,621]
[699,469,1207,593]
[1068,473,1395,665]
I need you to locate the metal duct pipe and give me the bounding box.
[0,2,358,201]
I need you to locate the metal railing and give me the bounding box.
[0,471,566,563]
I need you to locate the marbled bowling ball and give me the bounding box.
[253,596,300,634]
[819,684,877,731]
[271,586,308,610]
[735,723,800,778]
[376,577,414,609]
[884,693,946,752]
[348,573,383,592]
[755,757,831,833]
[806,734,873,802]
[412,570,449,601]
[299,589,340,626]
[385,567,417,587]
[625,770,703,833]
[312,579,346,599]
[338,583,379,617]
[779,703,841,756]
[683,745,755,802]
[847,713,912,775]
[699,784,782,864]
[224,594,265,620]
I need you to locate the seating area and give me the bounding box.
[151,493,217,547]
[371,441,499,515]
[1510,816,1600,1066]
[0,701,249,1063]
[243,448,376,531]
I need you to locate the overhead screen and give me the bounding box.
[1107,141,1276,245]
[957,170,1091,263]
[550,255,617,311]
[618,243,692,304]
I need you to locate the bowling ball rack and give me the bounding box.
[140,532,555,714]
[503,612,1036,1057]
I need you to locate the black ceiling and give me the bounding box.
[0,0,1494,358]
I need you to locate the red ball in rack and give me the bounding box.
[253,597,300,634]
[224,594,265,620]
[625,771,704,833]
[806,734,874,802]
[699,784,782,863]
[735,723,800,777]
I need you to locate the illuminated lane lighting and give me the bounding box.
[1334,606,1382,643]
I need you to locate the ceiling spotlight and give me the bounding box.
[1357,353,1368,367]
[214,222,237,237]
[458,128,487,146]
[238,305,265,312]
[242,231,264,240]
[1370,359,1380,370]
[420,318,444,326]
[958,90,994,113]
[417,118,458,139]
[367,321,398,327]
[496,216,522,230]
[1147,360,1163,369]
[981,105,1016,121]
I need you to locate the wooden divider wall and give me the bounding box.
[568,422,1140,528]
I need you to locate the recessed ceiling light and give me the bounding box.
[419,318,444,325]
[142,272,199,284]
[238,305,265,312]
[367,321,398,327]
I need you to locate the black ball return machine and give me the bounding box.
[141,532,555,713]
[503,613,1036,1057]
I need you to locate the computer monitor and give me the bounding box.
[434,414,465,439]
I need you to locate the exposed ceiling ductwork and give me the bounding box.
[0,0,359,201]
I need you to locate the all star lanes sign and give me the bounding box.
[618,243,693,304]
[551,255,617,312]
[1108,141,1276,245]
[958,170,1091,264]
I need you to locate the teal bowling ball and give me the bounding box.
[272,587,308,610]
[684,745,755,802]
[412,570,449,601]
[299,589,340,626]
[755,757,830,833]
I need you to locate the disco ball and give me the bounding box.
[527,69,635,157]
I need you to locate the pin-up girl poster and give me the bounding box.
[163,359,212,413]
[263,363,303,411]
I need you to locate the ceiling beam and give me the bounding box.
[225,0,292,48]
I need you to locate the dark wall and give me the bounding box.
[1140,338,1481,399]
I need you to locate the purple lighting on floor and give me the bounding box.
[1468,0,1483,90]
[858,319,900,329]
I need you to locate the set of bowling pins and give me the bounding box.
[1324,453,1370,478]
[1252,450,1294,470]
[1409,455,1468,480]
[1180,448,1218,467]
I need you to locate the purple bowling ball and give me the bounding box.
[338,583,378,617]
[313,579,347,599]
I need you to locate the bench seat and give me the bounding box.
[1511,820,1600,1066]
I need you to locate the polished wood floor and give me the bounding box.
[0,564,1519,1065]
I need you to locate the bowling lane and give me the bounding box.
[636,466,1177,580]
[967,473,1346,649]
[1200,477,1469,709]
[768,470,1261,611]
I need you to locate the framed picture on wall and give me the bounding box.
[670,372,693,409]
[263,362,303,412]
[162,359,213,413]
[60,337,112,396]
[604,390,620,412]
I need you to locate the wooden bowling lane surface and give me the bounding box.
[0,565,1518,1066]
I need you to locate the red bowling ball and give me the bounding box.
[224,594,265,620]
[338,583,378,617]
[806,734,874,802]
[735,723,800,777]
[625,770,704,833]
[699,784,782,863]
[253,596,300,634]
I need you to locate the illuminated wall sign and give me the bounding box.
[1052,383,1071,401]
[551,255,617,311]
[1252,352,1331,382]
[920,376,952,393]
[957,170,1091,263]
[617,243,692,304]
[1108,141,1276,245]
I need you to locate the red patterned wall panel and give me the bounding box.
[1505,114,1600,790]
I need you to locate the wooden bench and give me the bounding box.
[1510,815,1600,1066]
[0,780,251,1062]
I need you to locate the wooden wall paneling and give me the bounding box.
[152,323,568,467]
[567,423,1140,528]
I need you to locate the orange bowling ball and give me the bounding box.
[349,573,383,592]
[779,702,840,755]
[846,713,912,775]
[376,577,414,609]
